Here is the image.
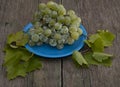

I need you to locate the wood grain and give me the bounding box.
[0,0,120,87]
[0,0,61,87]
[62,0,120,87]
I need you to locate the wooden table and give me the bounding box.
[0,0,120,87]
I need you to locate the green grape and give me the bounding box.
[51,11,58,18]
[42,36,48,42]
[44,8,52,15]
[28,40,35,46]
[67,37,75,45]
[77,28,83,35]
[54,23,62,30]
[47,1,58,11]
[71,32,80,40]
[64,16,71,25]
[54,33,61,40]
[31,34,40,42]
[60,26,68,34]
[69,26,78,33]
[28,28,35,35]
[67,10,75,15]
[71,20,80,28]
[38,3,46,10]
[34,27,43,34]
[37,41,43,46]
[44,29,52,37]
[39,34,44,41]
[49,19,56,27]
[58,39,65,44]
[49,39,57,47]
[58,5,66,15]
[34,22,41,28]
[70,14,77,21]
[76,17,81,23]
[57,44,64,49]
[57,15,64,23]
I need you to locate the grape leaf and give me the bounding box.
[72,51,88,66]
[98,30,115,46]
[3,45,42,80]
[88,34,100,43]
[84,52,112,67]
[84,40,91,47]
[92,52,113,62]
[91,38,104,52]
[7,31,29,47]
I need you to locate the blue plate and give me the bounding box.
[23,23,87,58]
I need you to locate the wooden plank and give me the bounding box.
[0,0,62,87]
[62,0,120,87]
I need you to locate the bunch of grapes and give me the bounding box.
[28,1,83,49]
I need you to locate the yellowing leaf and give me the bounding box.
[98,31,115,46]
[88,34,100,43]
[72,51,88,66]
[92,52,113,62]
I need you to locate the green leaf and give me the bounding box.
[92,52,113,62]
[7,31,29,47]
[84,40,91,47]
[91,38,104,52]
[72,51,88,66]
[98,30,115,46]
[84,52,112,67]
[3,45,42,80]
[25,56,42,72]
[88,34,100,43]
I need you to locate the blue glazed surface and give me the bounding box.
[24,23,87,58]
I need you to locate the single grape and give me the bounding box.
[70,14,77,21]
[38,3,46,10]
[54,33,61,40]
[67,37,75,45]
[44,8,52,15]
[57,44,64,49]
[34,27,43,34]
[39,34,44,41]
[31,34,40,42]
[28,40,35,46]
[34,22,41,28]
[77,28,83,35]
[58,39,65,44]
[47,1,58,11]
[49,39,57,47]
[69,26,78,33]
[60,26,69,34]
[49,19,56,27]
[42,36,48,42]
[67,10,75,15]
[64,16,71,25]
[71,21,80,27]
[71,32,80,40]
[54,23,62,30]
[44,29,52,37]
[57,15,64,23]
[51,11,58,18]
[28,28,35,35]
[58,5,66,15]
